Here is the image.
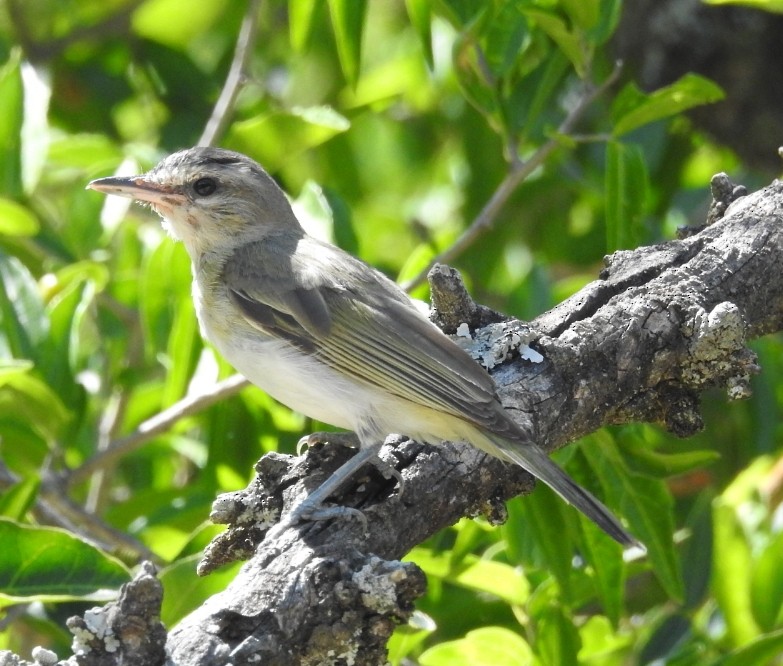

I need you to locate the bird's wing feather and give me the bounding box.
[223,236,518,435]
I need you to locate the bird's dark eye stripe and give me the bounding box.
[193,177,217,196]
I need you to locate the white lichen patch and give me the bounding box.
[72,608,119,655]
[353,557,404,615]
[455,322,472,338]
[30,647,58,666]
[452,321,541,370]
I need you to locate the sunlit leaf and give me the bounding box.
[0,253,47,360]
[605,141,648,252]
[0,198,39,236]
[420,627,532,666]
[524,9,587,77]
[327,0,367,86]
[290,0,325,51]
[721,629,783,666]
[612,74,724,137]
[703,0,783,11]
[225,107,350,171]
[537,605,581,666]
[0,475,40,521]
[405,0,434,68]
[0,519,129,605]
[749,531,783,631]
[132,0,229,48]
[0,50,23,199]
[0,370,72,442]
[407,547,529,606]
[20,61,51,193]
[713,499,760,646]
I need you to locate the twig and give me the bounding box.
[39,479,158,561]
[199,0,263,147]
[400,62,623,292]
[68,374,250,486]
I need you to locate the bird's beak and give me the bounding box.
[87,175,183,207]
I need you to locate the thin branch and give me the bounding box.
[199,0,263,147]
[68,374,250,486]
[400,62,623,292]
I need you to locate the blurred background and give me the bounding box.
[0,0,782,663]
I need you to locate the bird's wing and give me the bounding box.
[222,236,521,436]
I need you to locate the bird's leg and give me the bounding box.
[297,431,404,494]
[286,434,406,531]
[289,443,383,529]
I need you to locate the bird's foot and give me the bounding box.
[296,431,360,455]
[277,435,407,536]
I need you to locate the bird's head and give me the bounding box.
[88,147,301,257]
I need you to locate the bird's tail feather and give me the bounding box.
[495,438,641,549]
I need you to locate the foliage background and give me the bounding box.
[0,0,782,663]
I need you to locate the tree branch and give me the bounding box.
[153,176,781,664]
[66,374,250,486]
[198,0,263,147]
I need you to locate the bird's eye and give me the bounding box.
[193,177,217,197]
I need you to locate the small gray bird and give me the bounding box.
[89,147,637,547]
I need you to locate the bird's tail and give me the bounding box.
[491,435,641,549]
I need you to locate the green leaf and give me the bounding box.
[703,0,783,11]
[503,488,575,600]
[750,531,783,630]
[721,628,783,666]
[578,615,634,662]
[0,252,48,360]
[577,512,625,626]
[612,74,725,137]
[140,237,192,362]
[225,106,350,171]
[327,0,368,86]
[0,519,130,605]
[420,627,532,666]
[291,180,337,243]
[0,369,72,443]
[160,554,241,626]
[604,141,648,252]
[163,295,201,406]
[591,0,623,43]
[579,436,683,601]
[0,475,40,521]
[561,0,600,30]
[524,9,587,77]
[407,547,529,606]
[536,604,581,666]
[42,280,90,397]
[712,499,760,646]
[290,0,325,51]
[0,198,39,236]
[626,446,720,477]
[506,50,569,140]
[405,0,434,68]
[20,61,51,193]
[482,4,529,78]
[132,0,229,48]
[0,50,23,199]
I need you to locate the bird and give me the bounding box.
[88,146,638,547]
